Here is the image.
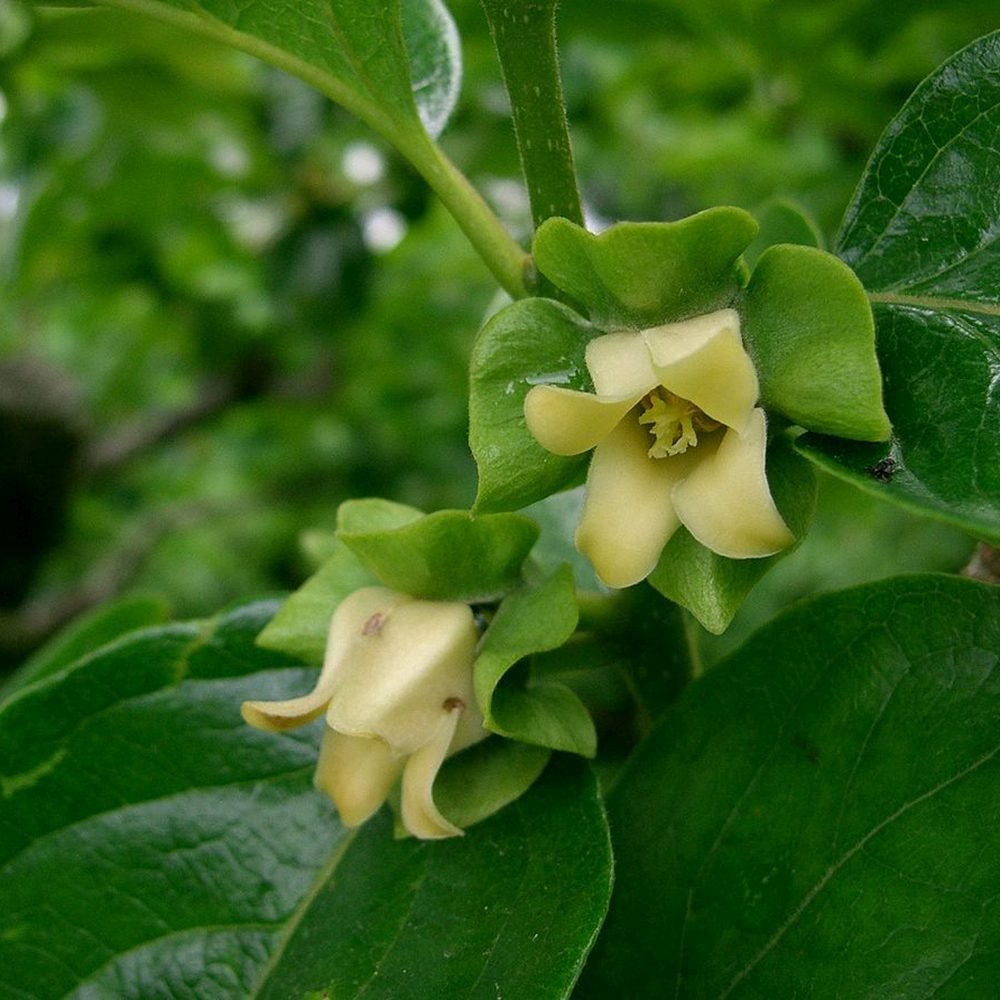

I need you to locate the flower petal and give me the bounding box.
[671,408,794,558]
[585,331,659,396]
[401,706,464,839]
[524,384,641,456]
[241,587,411,732]
[325,598,480,755]
[576,416,700,588]
[313,725,403,827]
[642,309,758,433]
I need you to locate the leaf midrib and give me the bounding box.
[867,291,1000,318]
[720,742,1000,998]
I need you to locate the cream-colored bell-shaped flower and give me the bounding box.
[242,586,488,839]
[524,308,794,588]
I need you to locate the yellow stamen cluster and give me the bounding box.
[638,389,718,459]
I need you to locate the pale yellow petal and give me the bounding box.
[642,309,758,433]
[671,408,794,558]
[576,417,700,588]
[400,707,464,839]
[241,586,410,732]
[313,726,403,828]
[585,330,659,396]
[325,599,480,755]
[524,384,640,456]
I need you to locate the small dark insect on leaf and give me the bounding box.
[791,732,820,765]
[865,456,897,483]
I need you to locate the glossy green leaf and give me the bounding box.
[532,209,758,329]
[400,0,461,136]
[419,737,551,832]
[648,439,817,634]
[339,507,540,603]
[256,538,378,664]
[470,297,594,513]
[578,575,1000,998]
[742,244,891,441]
[808,30,1000,542]
[253,756,612,1000]
[98,0,461,139]
[1,594,169,702]
[0,602,343,999]
[475,565,596,756]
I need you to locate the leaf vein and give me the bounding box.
[720,742,1000,998]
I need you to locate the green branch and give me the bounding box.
[481,0,583,232]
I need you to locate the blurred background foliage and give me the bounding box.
[0,0,992,669]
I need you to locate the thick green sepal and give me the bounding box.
[470,297,594,513]
[338,502,539,603]
[256,499,421,662]
[256,538,378,663]
[532,208,758,329]
[743,197,822,268]
[742,244,891,442]
[433,738,551,831]
[474,565,596,757]
[648,439,817,634]
[336,496,424,535]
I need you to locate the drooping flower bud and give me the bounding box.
[242,586,487,839]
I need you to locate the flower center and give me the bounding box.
[638,388,720,459]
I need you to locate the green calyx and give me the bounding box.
[532,207,758,329]
[740,244,891,442]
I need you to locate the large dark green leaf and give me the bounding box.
[94,0,460,139]
[804,31,1000,543]
[253,756,612,1000]
[0,602,342,999]
[578,575,1000,998]
[1,603,613,999]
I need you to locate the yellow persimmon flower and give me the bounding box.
[242,586,488,839]
[524,308,794,588]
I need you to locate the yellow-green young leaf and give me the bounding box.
[254,756,612,1000]
[577,576,1000,998]
[95,0,461,140]
[805,30,1000,544]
